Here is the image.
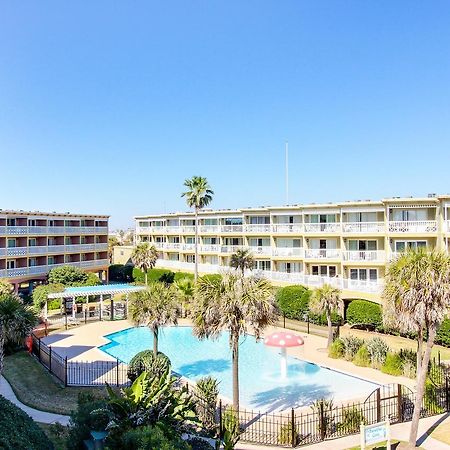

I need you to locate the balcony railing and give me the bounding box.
[342,250,386,262]
[388,221,437,233]
[220,225,244,233]
[180,243,196,251]
[2,226,108,235]
[304,223,341,233]
[243,224,271,233]
[342,222,385,233]
[271,224,304,233]
[272,247,304,257]
[220,245,243,253]
[199,225,219,233]
[199,245,220,252]
[304,249,341,259]
[248,246,272,255]
[1,243,108,257]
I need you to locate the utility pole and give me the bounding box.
[285,141,289,204]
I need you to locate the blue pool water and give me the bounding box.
[99,326,379,411]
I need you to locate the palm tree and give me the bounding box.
[309,284,343,349]
[230,249,254,276]
[0,292,38,374]
[128,282,179,354]
[108,236,120,263]
[131,242,158,285]
[181,176,214,281]
[174,277,195,317]
[0,279,13,296]
[383,248,450,449]
[192,273,279,411]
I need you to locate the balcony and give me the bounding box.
[180,243,196,251]
[3,226,108,235]
[220,245,242,253]
[1,243,108,257]
[220,225,244,233]
[271,224,303,233]
[243,224,271,233]
[162,243,181,251]
[342,222,385,233]
[248,246,272,256]
[199,244,220,252]
[342,250,386,262]
[272,247,304,257]
[304,249,341,259]
[447,221,450,232]
[304,223,341,233]
[388,221,437,233]
[198,225,219,233]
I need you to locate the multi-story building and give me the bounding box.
[135,195,450,303]
[0,210,109,291]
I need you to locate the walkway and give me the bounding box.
[0,376,70,425]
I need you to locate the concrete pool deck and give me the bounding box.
[41,319,416,392]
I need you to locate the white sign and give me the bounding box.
[361,420,391,450]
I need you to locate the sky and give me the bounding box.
[1,1,450,229]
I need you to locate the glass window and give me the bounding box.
[329,266,336,277]
[7,218,16,226]
[28,238,37,247]
[350,269,358,280]
[369,269,378,280]
[7,260,16,269]
[29,258,37,267]
[48,256,55,265]
[320,266,328,276]
[312,266,319,276]
[7,239,16,248]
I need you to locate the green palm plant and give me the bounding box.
[230,249,254,276]
[192,273,279,411]
[0,280,13,296]
[131,242,158,285]
[383,248,450,448]
[174,277,195,317]
[0,292,38,374]
[181,176,214,281]
[309,284,343,349]
[129,282,179,354]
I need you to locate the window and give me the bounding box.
[350,268,378,281]
[48,256,55,265]
[225,218,243,225]
[347,212,377,222]
[392,209,428,222]
[80,220,86,227]
[311,265,336,277]
[28,219,36,227]
[249,216,270,224]
[7,239,16,248]
[138,221,149,227]
[6,260,16,269]
[65,237,71,245]
[80,236,86,244]
[48,220,55,227]
[254,260,271,271]
[348,240,378,251]
[28,238,37,247]
[395,241,427,252]
[29,258,37,267]
[7,218,16,226]
[48,237,56,246]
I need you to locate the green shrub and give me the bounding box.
[308,310,343,326]
[329,338,345,359]
[32,283,64,311]
[199,274,222,283]
[48,266,89,286]
[366,337,390,369]
[48,299,61,310]
[121,424,191,450]
[0,394,53,449]
[436,318,450,347]
[311,398,334,438]
[109,264,134,282]
[424,378,445,413]
[381,352,403,376]
[276,285,310,320]
[346,300,382,330]
[127,350,171,382]
[222,407,240,450]
[186,436,215,450]
[132,268,194,285]
[341,336,364,361]
[194,376,219,434]
[336,406,365,433]
[353,344,370,367]
[174,271,195,282]
[278,421,300,446]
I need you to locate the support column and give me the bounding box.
[72,296,76,319]
[125,293,129,319]
[99,294,103,321]
[44,298,48,321]
[110,294,114,321]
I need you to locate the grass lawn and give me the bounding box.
[3,351,106,415]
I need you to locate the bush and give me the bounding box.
[32,283,64,311]
[308,310,343,326]
[346,300,383,330]
[48,266,89,286]
[120,424,190,450]
[278,421,300,446]
[127,350,171,382]
[353,344,370,367]
[276,285,310,320]
[381,352,403,376]
[194,376,219,434]
[174,271,195,282]
[198,274,222,284]
[186,437,215,450]
[48,299,61,310]
[336,406,365,433]
[109,264,134,282]
[366,338,390,369]
[436,318,450,347]
[341,336,364,361]
[329,338,345,359]
[0,395,53,449]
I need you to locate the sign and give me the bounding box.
[360,420,391,450]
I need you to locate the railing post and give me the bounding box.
[446,378,449,411]
[283,314,286,328]
[319,401,326,441]
[376,388,381,423]
[397,384,402,422]
[38,337,41,362]
[291,408,295,447]
[65,356,68,387]
[116,359,120,387]
[307,315,310,334]
[218,399,223,439]
[49,346,52,374]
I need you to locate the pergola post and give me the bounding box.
[99,294,103,321]
[110,294,114,321]
[72,296,76,319]
[44,298,48,321]
[125,293,129,319]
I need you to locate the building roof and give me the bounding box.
[47,283,145,299]
[0,209,109,219]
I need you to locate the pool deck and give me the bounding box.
[41,319,416,392]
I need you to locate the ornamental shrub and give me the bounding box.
[336,406,365,433]
[32,283,64,311]
[121,424,191,450]
[346,300,383,330]
[109,264,134,282]
[278,421,300,446]
[341,336,364,361]
[436,318,450,347]
[276,285,311,320]
[353,344,370,367]
[366,337,390,369]
[329,338,345,359]
[381,352,403,376]
[0,395,53,449]
[127,350,172,382]
[48,265,88,286]
[308,310,343,326]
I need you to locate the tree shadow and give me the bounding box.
[51,345,95,359]
[42,333,74,345]
[178,359,230,377]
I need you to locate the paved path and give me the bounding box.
[0,376,70,425]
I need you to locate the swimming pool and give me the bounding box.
[99,326,379,411]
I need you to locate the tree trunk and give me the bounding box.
[232,335,240,412]
[0,323,4,375]
[326,310,333,348]
[408,327,436,448]
[416,327,423,378]
[153,327,158,354]
[144,269,148,286]
[194,207,199,282]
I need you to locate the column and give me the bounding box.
[99,294,103,321]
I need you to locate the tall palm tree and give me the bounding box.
[383,248,450,449]
[131,242,158,285]
[309,284,343,349]
[174,276,195,317]
[181,176,214,281]
[192,273,279,411]
[128,282,179,354]
[230,249,254,276]
[0,292,38,374]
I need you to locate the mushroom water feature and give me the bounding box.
[264,331,304,378]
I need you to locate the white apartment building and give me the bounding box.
[135,195,450,302]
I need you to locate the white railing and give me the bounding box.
[342,250,386,262]
[272,247,304,257]
[2,243,108,257]
[447,220,450,232]
[248,246,272,255]
[243,224,271,233]
[220,245,243,253]
[304,223,341,233]
[220,225,244,233]
[388,221,437,233]
[164,226,181,234]
[342,222,385,233]
[304,249,341,259]
[181,226,196,233]
[271,224,304,233]
[5,246,28,256]
[199,225,219,233]
[3,226,108,235]
[163,243,181,250]
[199,245,220,252]
[181,243,196,251]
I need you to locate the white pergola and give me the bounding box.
[46,284,146,327]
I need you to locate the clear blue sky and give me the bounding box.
[1,1,450,229]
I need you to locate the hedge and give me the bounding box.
[436,318,450,347]
[276,285,311,320]
[0,395,53,449]
[109,264,134,282]
[132,267,195,284]
[346,300,383,330]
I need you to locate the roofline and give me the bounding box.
[0,209,110,219]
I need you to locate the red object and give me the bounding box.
[25,335,33,353]
[264,331,304,348]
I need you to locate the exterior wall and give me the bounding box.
[0,210,109,287]
[112,245,134,265]
[134,196,450,303]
